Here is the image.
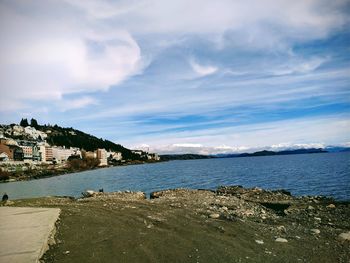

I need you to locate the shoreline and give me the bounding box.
[3,186,349,262]
[0,159,162,183]
[0,151,344,184]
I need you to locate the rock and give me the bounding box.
[314,217,321,222]
[277,225,286,232]
[217,226,225,233]
[63,251,70,255]
[209,213,220,219]
[338,232,350,242]
[326,204,336,208]
[242,210,254,217]
[275,237,288,243]
[311,229,320,234]
[3,200,14,206]
[307,205,315,210]
[255,240,264,245]
[82,190,96,198]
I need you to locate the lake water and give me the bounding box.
[1,152,349,200]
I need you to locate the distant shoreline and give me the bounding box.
[1,151,348,184]
[0,159,162,183]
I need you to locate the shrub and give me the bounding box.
[67,157,100,171]
[0,170,11,181]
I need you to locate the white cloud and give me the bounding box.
[269,142,326,150]
[173,143,203,148]
[123,114,350,154]
[271,57,328,76]
[65,0,348,49]
[0,1,143,109]
[189,59,218,76]
[59,96,98,112]
[1,0,348,111]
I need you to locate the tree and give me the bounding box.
[30,118,39,128]
[20,118,29,127]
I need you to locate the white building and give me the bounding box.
[147,153,160,161]
[12,125,25,136]
[38,145,46,162]
[96,148,108,166]
[107,151,122,161]
[52,146,81,163]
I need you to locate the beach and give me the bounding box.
[3,186,350,263]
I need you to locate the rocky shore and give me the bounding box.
[4,186,350,262]
[0,159,160,183]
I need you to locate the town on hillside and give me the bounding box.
[0,119,160,180]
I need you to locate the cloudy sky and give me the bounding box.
[0,0,350,154]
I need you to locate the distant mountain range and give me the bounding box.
[324,146,350,153]
[161,147,350,160]
[214,148,328,158]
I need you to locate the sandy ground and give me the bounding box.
[4,186,350,263]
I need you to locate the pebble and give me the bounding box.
[275,237,288,243]
[255,240,264,245]
[63,251,70,255]
[209,213,220,219]
[307,205,315,210]
[277,225,286,232]
[326,204,336,208]
[338,232,350,241]
[311,229,320,234]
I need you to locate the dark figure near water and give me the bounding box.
[2,193,8,202]
[99,188,104,193]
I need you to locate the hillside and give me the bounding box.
[42,125,141,160]
[1,119,143,161]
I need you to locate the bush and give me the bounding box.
[0,170,11,181]
[67,157,100,171]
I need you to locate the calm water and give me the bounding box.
[1,152,349,200]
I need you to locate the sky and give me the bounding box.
[0,0,350,154]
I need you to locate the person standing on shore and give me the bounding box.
[2,193,8,202]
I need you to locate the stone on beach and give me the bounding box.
[311,229,320,234]
[275,237,288,243]
[209,213,220,219]
[83,190,96,197]
[338,232,350,242]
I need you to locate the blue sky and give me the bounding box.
[0,0,350,154]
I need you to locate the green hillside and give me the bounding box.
[20,118,144,160]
